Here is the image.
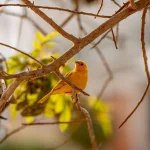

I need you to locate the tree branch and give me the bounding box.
[0,42,44,67]
[119,6,149,128]
[0,4,111,19]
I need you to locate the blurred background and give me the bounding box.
[0,0,150,150]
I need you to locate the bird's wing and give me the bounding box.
[53,72,73,91]
[38,72,73,104]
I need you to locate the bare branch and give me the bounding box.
[0,4,111,19]
[75,98,97,150]
[0,78,23,114]
[111,28,118,49]
[95,0,104,19]
[90,29,112,50]
[0,126,26,144]
[0,42,44,67]
[23,119,85,126]
[119,6,149,128]
[119,83,150,128]
[141,6,150,82]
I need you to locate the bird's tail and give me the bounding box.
[38,92,52,104]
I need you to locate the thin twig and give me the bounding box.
[0,11,47,35]
[0,42,44,67]
[90,29,112,50]
[0,126,27,144]
[116,24,119,43]
[111,28,118,49]
[0,4,111,19]
[74,98,97,150]
[119,83,150,128]
[119,6,149,128]
[97,77,112,98]
[95,0,104,19]
[141,6,149,82]
[23,119,85,126]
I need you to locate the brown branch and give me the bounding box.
[97,77,112,98]
[0,126,26,144]
[0,78,23,114]
[141,6,149,82]
[111,28,118,49]
[23,119,85,126]
[119,83,150,128]
[129,0,137,9]
[95,0,104,19]
[116,24,119,42]
[0,42,44,67]
[75,98,97,150]
[90,29,112,50]
[113,1,130,16]
[119,6,149,128]
[0,4,111,19]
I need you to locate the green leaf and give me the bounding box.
[36,32,44,42]
[59,105,71,132]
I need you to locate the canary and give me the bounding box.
[38,60,88,103]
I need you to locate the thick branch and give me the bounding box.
[0,78,23,114]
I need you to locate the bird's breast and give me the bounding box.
[70,71,88,90]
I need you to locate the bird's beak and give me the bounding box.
[75,61,80,64]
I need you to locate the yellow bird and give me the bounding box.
[38,60,88,103]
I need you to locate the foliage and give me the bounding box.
[7,32,112,138]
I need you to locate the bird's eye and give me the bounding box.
[81,63,84,66]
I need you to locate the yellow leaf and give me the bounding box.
[33,41,41,50]
[25,116,34,123]
[55,96,64,114]
[59,105,71,132]
[43,31,58,43]
[44,43,55,48]
[36,32,44,42]
[43,100,55,118]
[10,104,17,120]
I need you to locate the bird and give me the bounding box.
[38,60,88,103]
